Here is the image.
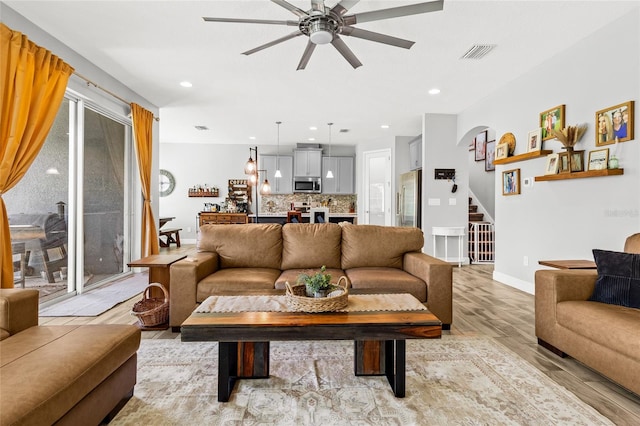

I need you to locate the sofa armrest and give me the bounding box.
[0,289,39,339]
[403,252,452,326]
[169,252,218,328]
[534,269,597,342]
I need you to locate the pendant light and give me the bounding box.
[326,122,334,179]
[274,121,282,178]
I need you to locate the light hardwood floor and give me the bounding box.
[39,245,640,425]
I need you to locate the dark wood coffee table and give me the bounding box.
[181,295,442,402]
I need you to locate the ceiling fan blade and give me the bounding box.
[271,0,309,18]
[347,0,443,25]
[311,0,325,13]
[341,26,414,49]
[331,0,360,17]
[242,30,304,56]
[297,41,317,70]
[331,36,362,69]
[203,17,298,26]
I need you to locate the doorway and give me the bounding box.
[362,149,392,226]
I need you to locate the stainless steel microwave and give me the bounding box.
[294,177,321,193]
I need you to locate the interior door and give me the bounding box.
[363,149,392,226]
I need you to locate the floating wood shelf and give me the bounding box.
[188,190,219,197]
[494,150,553,165]
[535,168,623,181]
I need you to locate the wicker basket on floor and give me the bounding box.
[285,276,349,313]
[131,283,169,327]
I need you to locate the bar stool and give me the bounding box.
[287,211,302,223]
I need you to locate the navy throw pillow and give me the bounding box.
[590,249,640,308]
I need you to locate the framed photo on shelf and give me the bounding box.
[570,150,584,172]
[540,104,565,141]
[558,152,571,174]
[475,130,487,161]
[495,143,509,160]
[588,148,609,170]
[595,100,634,146]
[527,128,543,152]
[544,153,559,175]
[502,168,521,196]
[485,140,496,171]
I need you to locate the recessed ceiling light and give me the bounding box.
[249,136,256,140]
[180,81,193,88]
[309,126,317,131]
[381,125,390,129]
[308,137,316,141]
[428,88,441,95]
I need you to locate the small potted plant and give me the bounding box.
[297,266,333,298]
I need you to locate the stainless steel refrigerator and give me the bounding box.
[397,170,422,228]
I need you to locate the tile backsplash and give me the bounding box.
[260,194,356,214]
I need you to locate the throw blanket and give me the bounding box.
[196,293,427,313]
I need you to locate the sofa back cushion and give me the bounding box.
[624,233,640,254]
[281,223,342,270]
[341,224,424,269]
[197,223,282,269]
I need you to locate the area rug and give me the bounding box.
[38,273,149,316]
[111,336,612,425]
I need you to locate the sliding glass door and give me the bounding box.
[6,95,134,301]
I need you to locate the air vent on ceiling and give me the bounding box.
[460,44,496,60]
[339,129,350,133]
[194,125,209,131]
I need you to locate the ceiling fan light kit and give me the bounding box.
[203,0,444,69]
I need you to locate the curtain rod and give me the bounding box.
[73,71,159,121]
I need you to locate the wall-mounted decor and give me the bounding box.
[485,140,496,171]
[527,128,542,152]
[502,168,521,196]
[588,148,609,170]
[544,153,559,175]
[159,169,176,197]
[540,104,565,141]
[469,138,475,151]
[475,130,487,161]
[498,132,516,155]
[570,151,585,172]
[495,143,509,160]
[558,152,571,174]
[595,100,634,146]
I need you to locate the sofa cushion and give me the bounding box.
[197,223,282,269]
[197,268,281,301]
[589,249,640,308]
[0,324,140,426]
[274,268,348,290]
[346,267,427,302]
[281,223,342,270]
[557,300,640,362]
[341,224,423,270]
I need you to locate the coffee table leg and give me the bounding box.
[384,340,406,398]
[218,342,238,402]
[354,340,385,375]
[237,342,270,378]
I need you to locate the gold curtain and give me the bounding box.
[131,103,159,257]
[0,23,74,288]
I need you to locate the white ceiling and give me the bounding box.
[4,0,639,147]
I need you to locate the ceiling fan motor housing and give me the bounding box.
[302,14,340,45]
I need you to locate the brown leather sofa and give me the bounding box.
[535,233,640,396]
[0,289,141,425]
[170,223,453,329]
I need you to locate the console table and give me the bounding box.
[432,226,465,267]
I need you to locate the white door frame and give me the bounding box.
[362,148,392,226]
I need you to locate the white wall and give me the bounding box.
[458,9,640,294]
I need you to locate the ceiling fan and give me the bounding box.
[203,0,444,70]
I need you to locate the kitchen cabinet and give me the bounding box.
[322,156,354,194]
[409,137,422,170]
[260,155,293,194]
[294,149,322,177]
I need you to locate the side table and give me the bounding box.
[538,260,597,269]
[432,226,465,267]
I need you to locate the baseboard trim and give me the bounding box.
[492,271,534,294]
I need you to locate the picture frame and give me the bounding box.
[540,104,565,141]
[495,143,509,160]
[502,168,521,196]
[558,152,571,174]
[475,130,487,161]
[570,150,584,172]
[595,100,634,146]
[544,153,559,175]
[469,138,475,151]
[485,140,496,171]
[588,148,609,171]
[527,128,543,152]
